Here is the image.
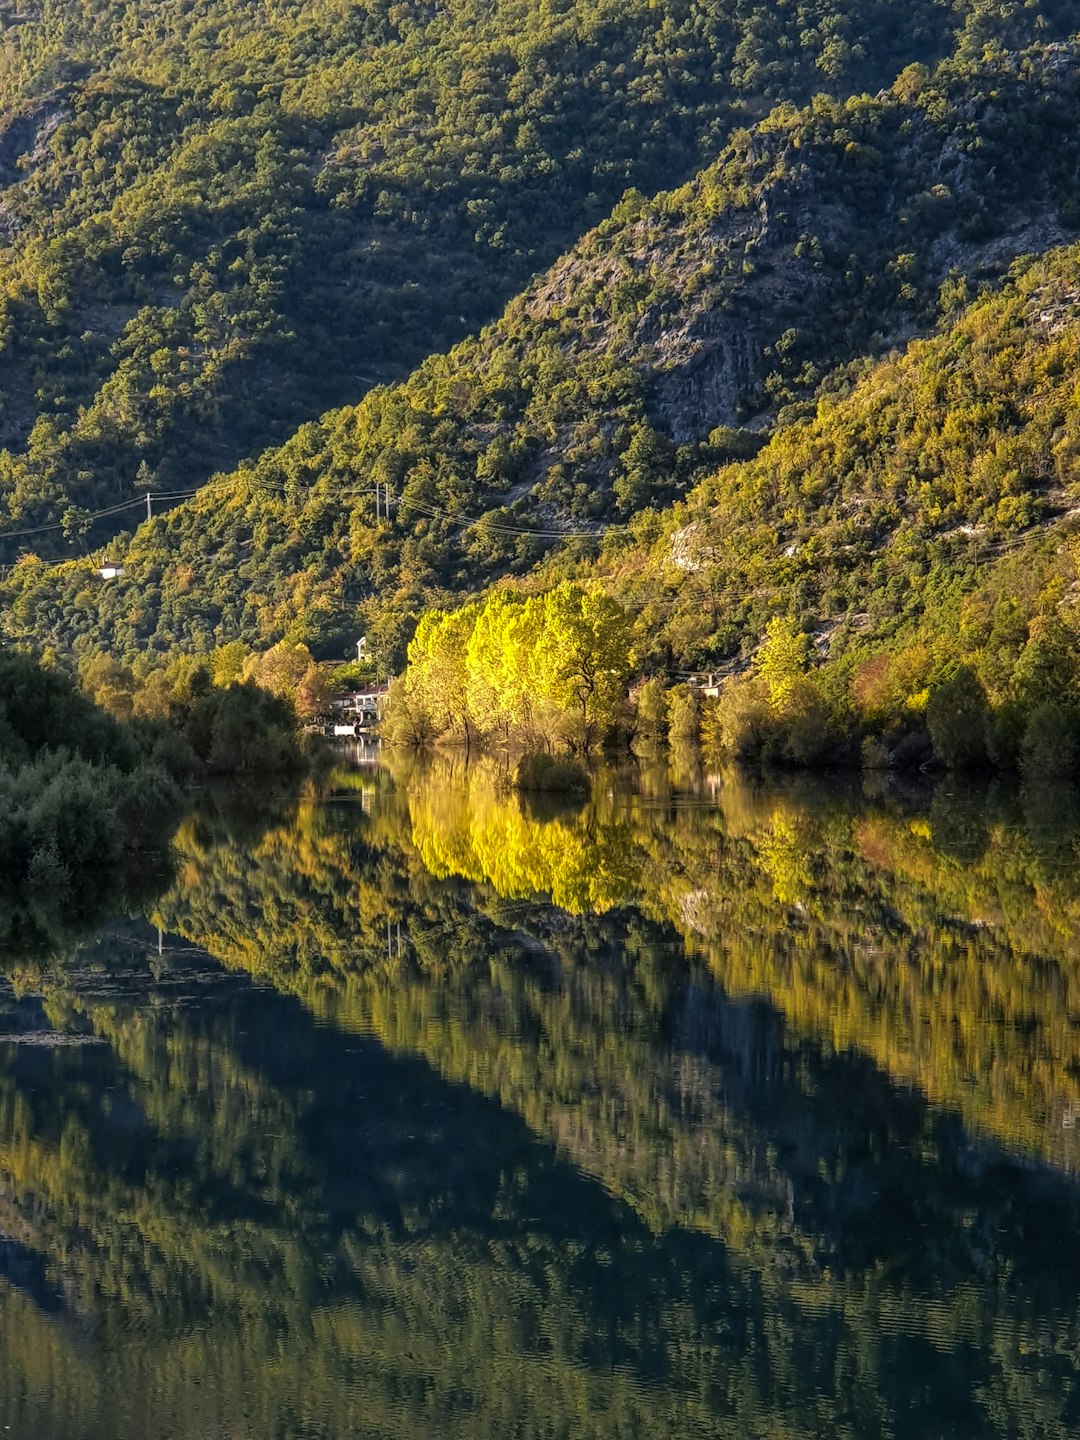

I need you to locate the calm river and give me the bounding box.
[2,751,1079,1437]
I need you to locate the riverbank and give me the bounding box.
[0,649,312,955]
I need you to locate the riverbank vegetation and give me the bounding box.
[74,644,309,774]
[387,582,634,752]
[0,648,183,951]
[0,644,308,952]
[627,600,1080,779]
[388,562,1080,778]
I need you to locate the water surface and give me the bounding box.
[2,754,1080,1437]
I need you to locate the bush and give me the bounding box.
[861,735,890,770]
[779,678,837,765]
[704,676,772,761]
[891,727,934,770]
[667,684,704,744]
[186,683,304,774]
[0,650,137,770]
[513,752,590,796]
[382,675,441,747]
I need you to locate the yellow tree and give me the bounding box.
[532,583,635,750]
[79,654,136,720]
[405,603,481,745]
[245,642,314,702]
[211,641,252,688]
[755,615,809,710]
[465,590,532,740]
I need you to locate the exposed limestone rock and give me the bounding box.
[515,44,1080,448]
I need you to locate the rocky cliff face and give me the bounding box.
[517,43,1080,444]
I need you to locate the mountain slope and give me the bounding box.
[594,236,1080,671]
[3,38,1079,666]
[0,0,993,545]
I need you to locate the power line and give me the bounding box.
[393,491,625,538]
[0,496,145,541]
[0,453,632,547]
[202,471,628,539]
[0,489,202,544]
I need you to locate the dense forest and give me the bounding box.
[0,2,1078,784]
[0,8,1079,693]
[599,242,1080,665]
[0,0,1017,549]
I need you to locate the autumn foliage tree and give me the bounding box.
[395,584,634,751]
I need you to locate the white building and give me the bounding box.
[332,683,390,724]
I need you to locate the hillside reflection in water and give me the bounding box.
[3,752,1080,1438]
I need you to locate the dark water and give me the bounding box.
[3,751,1080,1438]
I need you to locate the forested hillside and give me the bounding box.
[4,34,1080,668]
[0,0,999,548]
[590,238,1080,670]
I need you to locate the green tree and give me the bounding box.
[61,506,92,550]
[1020,701,1077,780]
[926,665,990,770]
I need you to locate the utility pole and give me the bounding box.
[136,459,156,522]
[373,481,394,522]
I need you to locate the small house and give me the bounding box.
[97,558,125,580]
[332,682,391,724]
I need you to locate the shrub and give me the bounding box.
[26,836,70,901]
[382,676,441,747]
[513,752,590,796]
[633,677,669,747]
[891,727,934,770]
[779,678,836,765]
[861,735,890,770]
[115,763,186,847]
[704,676,772,761]
[0,650,136,770]
[186,683,304,774]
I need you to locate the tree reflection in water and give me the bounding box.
[2,755,1080,1437]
